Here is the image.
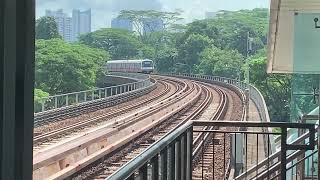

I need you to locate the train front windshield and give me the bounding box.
[142,61,153,68]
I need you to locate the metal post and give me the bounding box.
[65,95,68,106]
[99,89,101,99]
[281,127,287,180]
[55,97,58,108]
[75,93,79,104]
[84,92,87,101]
[175,139,181,180]
[186,128,193,180]
[115,87,118,95]
[181,134,187,180]
[1,0,35,178]
[169,143,175,180]
[160,149,168,180]
[91,91,94,100]
[41,101,45,112]
[104,88,107,98]
[139,163,148,180]
[152,156,159,180]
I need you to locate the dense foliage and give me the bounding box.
[36,16,61,40]
[35,39,109,95]
[80,28,153,59]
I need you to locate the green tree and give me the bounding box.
[178,34,214,68]
[34,89,50,112]
[181,9,268,56]
[197,47,243,78]
[35,39,109,94]
[118,10,183,42]
[249,54,291,122]
[36,16,61,40]
[80,28,151,59]
[155,46,179,73]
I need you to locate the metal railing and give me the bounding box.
[34,73,152,113]
[107,121,316,180]
[164,73,275,156]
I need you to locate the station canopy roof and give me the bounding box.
[268,0,320,74]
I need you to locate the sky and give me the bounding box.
[36,0,269,31]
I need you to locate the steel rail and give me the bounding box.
[105,83,213,180]
[33,79,183,145]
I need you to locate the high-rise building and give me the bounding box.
[111,18,133,31]
[64,17,73,42]
[143,18,164,34]
[45,9,91,42]
[72,9,91,41]
[45,9,73,42]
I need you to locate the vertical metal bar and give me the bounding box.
[152,155,159,180]
[99,90,101,99]
[267,134,270,180]
[139,163,148,180]
[281,127,287,180]
[256,134,258,177]
[105,88,107,98]
[175,139,181,180]
[234,133,237,174]
[187,128,193,180]
[41,101,45,112]
[55,97,58,108]
[169,143,175,180]
[202,134,204,179]
[84,92,87,101]
[245,133,248,180]
[1,0,35,178]
[181,134,187,180]
[224,133,226,180]
[76,93,79,104]
[312,151,315,180]
[92,91,94,100]
[295,165,298,180]
[116,87,118,95]
[160,148,168,180]
[212,134,215,180]
[66,95,69,106]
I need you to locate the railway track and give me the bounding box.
[33,78,185,149]
[192,85,245,180]
[33,77,202,180]
[70,82,220,180]
[34,79,156,127]
[32,76,245,180]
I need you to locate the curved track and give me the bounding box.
[70,80,225,180]
[33,78,185,149]
[192,85,245,180]
[32,76,245,180]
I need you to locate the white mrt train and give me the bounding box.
[106,59,154,74]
